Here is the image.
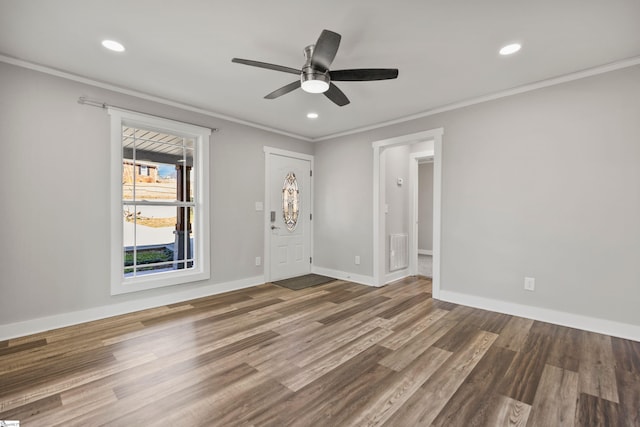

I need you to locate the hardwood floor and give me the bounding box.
[1,277,639,426]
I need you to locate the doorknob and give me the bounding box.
[271,225,280,230]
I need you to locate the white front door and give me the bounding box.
[267,152,311,281]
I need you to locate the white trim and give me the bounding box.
[4,54,639,143]
[409,151,434,277]
[0,54,311,142]
[418,250,433,255]
[311,266,375,287]
[372,129,443,300]
[432,136,443,299]
[109,108,211,295]
[372,129,443,149]
[313,56,640,141]
[0,276,264,341]
[439,290,640,342]
[385,269,411,285]
[108,106,213,135]
[263,146,314,162]
[263,147,314,283]
[372,144,381,286]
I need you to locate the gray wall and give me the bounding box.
[384,144,411,273]
[418,162,434,251]
[0,62,312,325]
[2,59,639,330]
[313,64,640,326]
[313,133,373,276]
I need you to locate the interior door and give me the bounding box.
[268,153,311,281]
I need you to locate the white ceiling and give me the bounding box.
[1,0,639,140]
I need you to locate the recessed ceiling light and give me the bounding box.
[499,43,521,55]
[102,40,125,52]
[306,112,319,119]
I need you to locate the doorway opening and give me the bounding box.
[372,128,443,298]
[410,153,434,279]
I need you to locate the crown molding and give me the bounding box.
[2,53,639,143]
[312,55,640,141]
[0,54,312,142]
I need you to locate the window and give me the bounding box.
[109,108,210,294]
[282,172,299,231]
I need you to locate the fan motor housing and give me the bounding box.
[301,67,330,92]
[301,44,330,93]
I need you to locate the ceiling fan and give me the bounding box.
[232,29,399,106]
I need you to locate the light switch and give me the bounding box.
[524,277,535,291]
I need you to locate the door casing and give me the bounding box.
[372,128,443,297]
[409,152,434,278]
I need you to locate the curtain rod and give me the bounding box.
[77,97,219,132]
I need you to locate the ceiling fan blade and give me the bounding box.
[264,81,301,99]
[310,30,341,72]
[330,68,399,81]
[232,58,300,75]
[324,83,350,106]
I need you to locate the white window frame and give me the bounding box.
[109,108,211,295]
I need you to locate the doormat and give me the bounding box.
[273,274,336,290]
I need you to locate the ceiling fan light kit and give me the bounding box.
[232,29,399,106]
[301,75,329,93]
[301,44,330,93]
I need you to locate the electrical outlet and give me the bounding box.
[524,277,535,291]
[255,256,261,266]
[355,256,360,265]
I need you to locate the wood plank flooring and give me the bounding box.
[1,276,639,426]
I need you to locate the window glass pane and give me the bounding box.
[123,205,177,276]
[282,172,299,231]
[174,205,195,270]
[186,147,195,202]
[188,208,195,269]
[183,137,195,149]
[134,161,178,202]
[122,126,194,202]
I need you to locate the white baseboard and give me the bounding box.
[418,249,433,255]
[11,275,636,343]
[311,266,375,287]
[384,269,411,285]
[439,290,640,342]
[0,275,264,341]
[311,265,418,289]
